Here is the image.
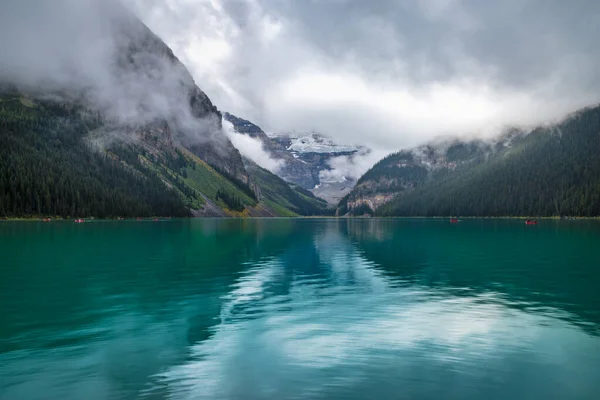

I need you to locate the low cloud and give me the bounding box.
[320,148,389,184]
[223,119,285,173]
[128,0,600,153]
[4,0,600,176]
[0,0,221,144]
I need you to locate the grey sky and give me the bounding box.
[125,0,600,151]
[2,0,599,155]
[0,0,221,145]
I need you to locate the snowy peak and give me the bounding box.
[269,132,360,154]
[224,113,371,204]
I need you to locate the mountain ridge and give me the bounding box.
[0,2,329,219]
[338,105,600,217]
[223,112,362,204]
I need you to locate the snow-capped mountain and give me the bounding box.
[269,132,361,154]
[224,113,368,204]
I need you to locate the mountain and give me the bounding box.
[339,106,600,217]
[223,113,362,204]
[270,131,360,154]
[0,2,327,219]
[243,160,331,217]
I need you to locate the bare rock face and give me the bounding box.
[347,193,398,212]
[311,181,355,205]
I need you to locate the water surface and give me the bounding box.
[1,219,600,399]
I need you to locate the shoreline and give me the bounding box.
[2,215,600,222]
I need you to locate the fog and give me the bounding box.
[3,0,600,182]
[0,0,220,144]
[320,149,389,184]
[223,119,285,173]
[128,0,600,153]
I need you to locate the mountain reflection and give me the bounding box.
[151,219,600,400]
[344,219,600,333]
[1,219,599,400]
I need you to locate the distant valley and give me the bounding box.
[224,113,367,204]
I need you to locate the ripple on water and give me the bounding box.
[1,219,600,399]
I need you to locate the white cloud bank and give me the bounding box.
[320,148,389,184]
[223,119,285,173]
[126,0,600,156]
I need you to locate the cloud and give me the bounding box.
[4,0,600,175]
[149,226,586,398]
[222,119,285,173]
[125,0,600,155]
[319,148,388,184]
[0,0,221,144]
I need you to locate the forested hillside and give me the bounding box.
[0,95,186,217]
[0,91,330,219]
[340,106,600,217]
[0,0,336,219]
[244,161,331,217]
[0,93,244,218]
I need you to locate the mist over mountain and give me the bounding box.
[338,105,600,217]
[2,1,214,130]
[128,0,600,153]
[2,0,600,218]
[223,112,382,204]
[0,0,329,218]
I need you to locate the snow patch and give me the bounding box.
[272,132,359,154]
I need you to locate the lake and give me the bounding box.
[1,218,600,399]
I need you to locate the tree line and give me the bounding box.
[376,107,600,217]
[0,96,189,218]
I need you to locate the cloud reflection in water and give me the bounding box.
[154,227,600,399]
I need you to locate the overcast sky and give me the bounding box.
[124,0,600,151]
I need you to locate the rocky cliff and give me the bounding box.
[223,113,362,203]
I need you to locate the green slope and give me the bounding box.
[0,92,335,218]
[0,94,190,218]
[0,93,260,218]
[343,106,600,218]
[245,161,332,216]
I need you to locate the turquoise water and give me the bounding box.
[1,218,599,399]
